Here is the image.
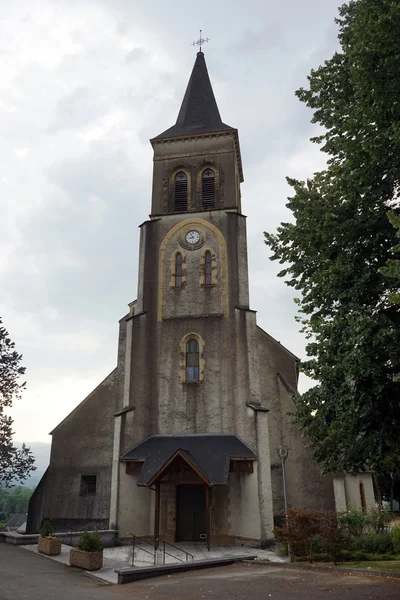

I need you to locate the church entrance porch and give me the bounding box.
[120,434,257,550]
[176,484,206,542]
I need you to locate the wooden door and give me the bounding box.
[176,484,206,542]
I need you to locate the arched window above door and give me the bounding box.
[186,339,200,382]
[179,333,205,383]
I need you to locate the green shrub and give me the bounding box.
[367,507,393,534]
[339,510,367,537]
[274,508,350,564]
[353,533,393,554]
[294,553,331,563]
[319,511,351,565]
[78,530,103,553]
[40,520,55,538]
[274,508,324,561]
[391,525,400,554]
[351,550,370,561]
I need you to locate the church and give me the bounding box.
[27,51,374,547]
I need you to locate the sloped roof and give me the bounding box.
[153,52,235,140]
[4,513,27,531]
[120,434,256,486]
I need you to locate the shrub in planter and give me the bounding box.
[353,533,393,554]
[38,520,61,556]
[69,530,103,571]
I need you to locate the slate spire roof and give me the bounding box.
[154,52,235,140]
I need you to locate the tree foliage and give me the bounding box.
[0,318,35,486]
[380,211,400,304]
[0,486,34,521]
[265,0,400,476]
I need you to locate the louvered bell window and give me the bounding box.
[202,169,216,209]
[174,172,188,212]
[205,251,212,285]
[186,339,200,382]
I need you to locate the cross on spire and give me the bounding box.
[192,30,209,52]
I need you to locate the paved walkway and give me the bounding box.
[2,544,400,600]
[22,540,284,584]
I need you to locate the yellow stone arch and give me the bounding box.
[158,217,228,321]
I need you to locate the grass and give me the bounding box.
[317,560,400,572]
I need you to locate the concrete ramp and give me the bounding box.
[116,554,257,584]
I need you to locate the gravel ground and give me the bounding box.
[2,544,400,600]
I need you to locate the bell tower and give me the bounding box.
[135,51,250,323]
[149,51,243,217]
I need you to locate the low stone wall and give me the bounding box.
[0,529,117,547]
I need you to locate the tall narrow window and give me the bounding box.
[175,253,183,288]
[202,169,216,209]
[174,172,188,212]
[204,251,212,285]
[359,482,367,513]
[186,339,200,382]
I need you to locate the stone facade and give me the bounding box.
[27,51,375,544]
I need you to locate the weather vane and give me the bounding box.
[192,30,209,52]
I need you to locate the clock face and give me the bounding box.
[185,230,200,245]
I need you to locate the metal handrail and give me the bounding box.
[129,533,194,566]
[130,534,158,550]
[160,538,194,563]
[129,533,157,566]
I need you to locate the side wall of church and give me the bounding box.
[228,471,261,541]
[257,328,335,520]
[27,319,127,532]
[344,473,375,510]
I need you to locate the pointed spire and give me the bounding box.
[154,52,234,140]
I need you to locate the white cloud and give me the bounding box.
[1,0,340,441]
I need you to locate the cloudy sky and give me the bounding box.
[2,0,341,444]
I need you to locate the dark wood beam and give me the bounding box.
[154,481,160,549]
[206,485,211,551]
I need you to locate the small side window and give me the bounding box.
[204,251,212,285]
[200,249,217,286]
[80,475,97,496]
[175,253,183,288]
[359,481,367,513]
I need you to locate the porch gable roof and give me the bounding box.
[120,434,256,486]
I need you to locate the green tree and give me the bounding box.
[0,486,34,520]
[0,317,35,486]
[264,0,400,478]
[380,211,400,305]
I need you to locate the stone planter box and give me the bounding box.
[38,537,62,556]
[69,548,103,571]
